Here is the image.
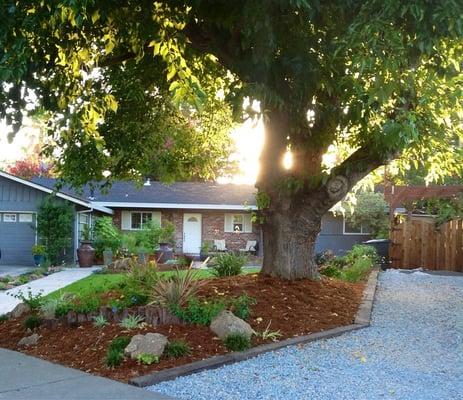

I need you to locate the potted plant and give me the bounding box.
[32,245,46,266]
[200,241,212,261]
[77,225,95,268]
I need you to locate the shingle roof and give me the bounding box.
[31,178,257,207]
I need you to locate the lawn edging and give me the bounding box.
[130,268,380,387]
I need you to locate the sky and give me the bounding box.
[0,117,265,185]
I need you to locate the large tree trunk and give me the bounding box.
[256,106,381,280]
[260,200,323,279]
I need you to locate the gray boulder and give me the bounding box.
[9,303,30,319]
[18,333,40,347]
[124,333,168,359]
[210,310,255,340]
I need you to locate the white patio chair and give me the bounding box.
[239,240,257,253]
[213,239,227,252]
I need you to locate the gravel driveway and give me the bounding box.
[147,270,463,400]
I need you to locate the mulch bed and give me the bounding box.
[0,273,364,382]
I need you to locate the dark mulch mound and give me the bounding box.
[0,274,364,382]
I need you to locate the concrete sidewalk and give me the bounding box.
[0,348,175,400]
[0,268,99,314]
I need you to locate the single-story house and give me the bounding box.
[0,171,371,266]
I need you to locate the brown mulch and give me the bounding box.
[0,274,364,382]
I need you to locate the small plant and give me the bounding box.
[260,321,282,342]
[151,269,203,308]
[319,265,342,278]
[24,315,41,330]
[211,253,247,277]
[230,295,256,320]
[105,348,124,368]
[224,333,251,352]
[136,353,160,365]
[109,336,131,352]
[165,340,191,358]
[105,336,131,368]
[93,315,108,328]
[340,258,372,282]
[39,295,70,318]
[72,295,101,314]
[0,314,8,322]
[32,244,46,256]
[125,260,159,299]
[119,315,145,329]
[171,297,225,325]
[11,288,44,311]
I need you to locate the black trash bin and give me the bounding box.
[362,239,390,270]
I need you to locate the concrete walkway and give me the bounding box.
[0,268,99,315]
[0,348,175,400]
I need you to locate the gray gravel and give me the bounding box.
[147,270,463,400]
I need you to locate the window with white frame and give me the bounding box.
[131,211,153,230]
[19,213,33,223]
[224,213,252,233]
[121,211,161,230]
[3,213,17,223]
[343,217,371,235]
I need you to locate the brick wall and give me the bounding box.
[110,208,260,253]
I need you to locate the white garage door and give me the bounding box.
[0,212,36,266]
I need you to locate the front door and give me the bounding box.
[183,213,202,254]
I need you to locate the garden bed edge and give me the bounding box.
[130,268,380,387]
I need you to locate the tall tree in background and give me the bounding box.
[1,1,462,279]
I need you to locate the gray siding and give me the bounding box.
[0,176,47,212]
[315,213,371,255]
[0,176,78,265]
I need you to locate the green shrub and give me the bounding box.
[36,197,74,265]
[11,289,44,311]
[340,258,372,282]
[124,260,159,299]
[211,253,247,277]
[72,295,101,314]
[92,216,122,258]
[224,333,251,352]
[171,297,225,325]
[165,340,191,358]
[230,295,256,320]
[24,315,41,330]
[345,245,379,265]
[39,295,70,318]
[136,353,160,365]
[320,265,342,278]
[109,336,131,352]
[0,314,9,322]
[105,348,124,368]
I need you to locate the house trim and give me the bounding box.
[92,201,257,211]
[0,171,113,215]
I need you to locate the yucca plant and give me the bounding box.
[119,315,145,329]
[150,269,203,308]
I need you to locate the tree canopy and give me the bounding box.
[1,1,463,278]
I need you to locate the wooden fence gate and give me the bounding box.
[390,218,463,272]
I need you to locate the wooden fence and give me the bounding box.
[389,218,463,272]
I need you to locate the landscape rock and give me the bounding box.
[210,310,255,340]
[18,333,40,347]
[124,333,168,359]
[9,303,31,319]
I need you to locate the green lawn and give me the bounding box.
[44,267,260,300]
